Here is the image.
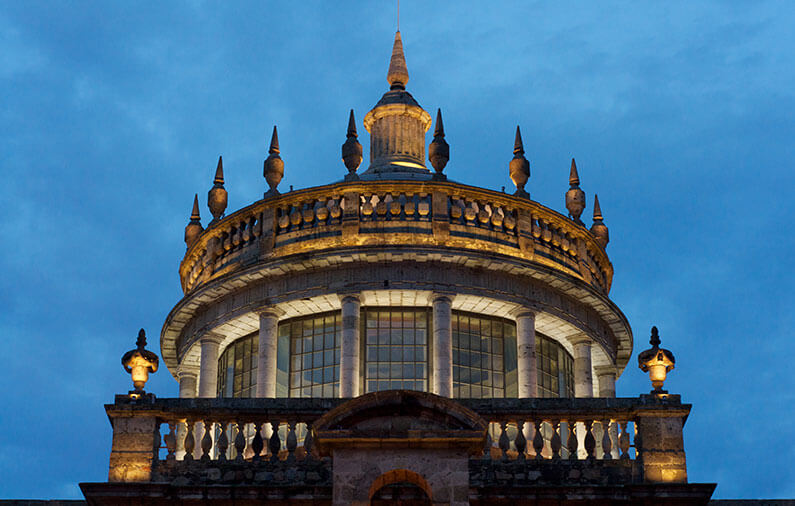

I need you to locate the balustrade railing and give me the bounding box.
[179,181,613,294]
[107,395,687,486]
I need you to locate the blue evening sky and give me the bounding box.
[1,1,793,500]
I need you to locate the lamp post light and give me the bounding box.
[121,329,159,399]
[638,326,676,396]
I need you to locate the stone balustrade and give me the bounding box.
[179,181,613,295]
[106,394,688,486]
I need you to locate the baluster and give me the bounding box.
[200,420,213,461]
[450,197,463,220]
[286,421,298,461]
[329,198,342,220]
[464,202,477,222]
[584,420,596,460]
[482,427,493,460]
[302,203,315,224]
[289,206,302,227]
[269,422,282,461]
[477,204,490,225]
[498,421,510,460]
[514,420,527,461]
[216,421,229,461]
[532,218,541,238]
[316,201,329,222]
[164,421,177,462]
[633,421,641,460]
[234,422,246,462]
[532,420,544,459]
[504,211,516,232]
[404,194,415,217]
[550,420,562,459]
[389,194,402,217]
[491,206,504,228]
[601,419,613,460]
[361,195,374,218]
[417,194,430,218]
[375,195,388,218]
[567,420,578,460]
[619,421,630,460]
[303,423,314,460]
[251,422,264,460]
[184,420,195,461]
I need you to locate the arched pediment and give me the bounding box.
[313,390,487,455]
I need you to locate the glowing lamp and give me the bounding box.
[638,326,675,395]
[122,329,159,397]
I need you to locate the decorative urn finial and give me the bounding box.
[590,194,609,248]
[638,326,676,395]
[428,108,449,179]
[509,126,530,198]
[184,194,203,248]
[387,30,409,90]
[342,109,363,180]
[565,158,586,224]
[121,329,159,398]
[263,126,284,196]
[207,155,228,221]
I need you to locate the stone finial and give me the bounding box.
[565,158,586,224]
[509,126,530,198]
[638,326,676,394]
[121,329,159,396]
[184,194,203,248]
[428,108,449,179]
[590,194,609,248]
[342,109,363,180]
[263,126,284,197]
[207,155,228,221]
[387,30,409,90]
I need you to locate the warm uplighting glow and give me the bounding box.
[638,326,675,395]
[121,329,159,395]
[392,161,426,169]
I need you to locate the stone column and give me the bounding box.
[339,294,361,398]
[595,366,617,397]
[177,367,198,399]
[107,412,158,482]
[255,307,283,398]
[572,338,593,398]
[198,333,224,398]
[514,310,538,398]
[432,294,453,397]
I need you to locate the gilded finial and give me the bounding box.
[590,194,609,248]
[263,126,284,197]
[121,329,159,397]
[565,158,586,224]
[342,109,362,180]
[208,155,228,222]
[638,326,676,395]
[509,126,530,198]
[428,108,449,179]
[184,194,203,248]
[387,31,409,90]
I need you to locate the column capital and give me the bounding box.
[200,332,225,346]
[431,291,455,304]
[253,304,285,318]
[337,293,361,305]
[570,334,593,347]
[176,365,199,379]
[594,365,617,377]
[509,307,536,319]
